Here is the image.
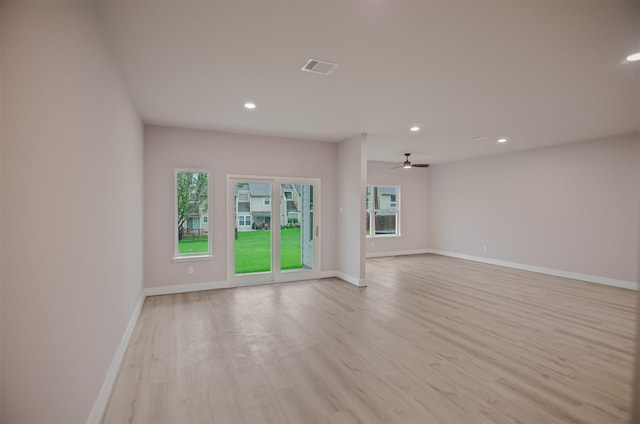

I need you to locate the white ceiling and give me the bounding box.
[97,1,640,164]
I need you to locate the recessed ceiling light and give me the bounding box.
[497,137,510,144]
[410,126,421,132]
[244,102,256,109]
[626,52,640,62]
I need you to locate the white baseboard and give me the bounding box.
[144,280,231,296]
[86,293,145,424]
[319,270,338,279]
[430,249,638,291]
[319,270,367,287]
[144,274,343,297]
[366,248,431,258]
[335,271,367,287]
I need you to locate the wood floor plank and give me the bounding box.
[103,254,635,423]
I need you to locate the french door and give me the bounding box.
[227,176,320,286]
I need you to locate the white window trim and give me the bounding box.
[366,185,401,238]
[172,255,213,263]
[173,168,214,261]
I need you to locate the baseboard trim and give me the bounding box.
[86,293,145,424]
[366,248,431,258]
[335,271,367,287]
[430,249,638,291]
[144,280,231,297]
[319,271,338,279]
[318,270,367,287]
[144,274,342,297]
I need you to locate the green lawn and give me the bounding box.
[279,228,304,271]
[234,228,303,274]
[178,236,208,254]
[177,228,304,274]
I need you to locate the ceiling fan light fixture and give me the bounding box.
[392,153,429,170]
[244,102,256,110]
[410,126,421,132]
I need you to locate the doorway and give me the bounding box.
[227,176,320,286]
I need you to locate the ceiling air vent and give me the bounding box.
[301,58,339,75]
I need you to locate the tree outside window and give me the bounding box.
[176,170,209,255]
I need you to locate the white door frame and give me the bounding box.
[226,175,321,286]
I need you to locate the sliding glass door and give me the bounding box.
[228,176,319,286]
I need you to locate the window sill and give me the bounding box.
[366,234,401,238]
[172,254,214,263]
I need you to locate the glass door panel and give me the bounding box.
[279,184,314,272]
[234,181,272,275]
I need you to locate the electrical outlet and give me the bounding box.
[188,265,194,274]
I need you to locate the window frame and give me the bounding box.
[173,168,213,262]
[366,185,401,237]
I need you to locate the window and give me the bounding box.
[366,185,399,236]
[264,196,271,205]
[176,170,210,258]
[239,193,249,202]
[284,191,293,200]
[238,215,251,226]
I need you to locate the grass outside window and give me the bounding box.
[177,228,304,274]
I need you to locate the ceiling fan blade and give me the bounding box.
[412,164,430,168]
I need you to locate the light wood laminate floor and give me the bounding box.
[103,254,636,423]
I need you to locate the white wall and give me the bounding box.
[144,125,338,288]
[336,134,367,285]
[1,3,143,422]
[366,160,430,256]
[429,134,640,284]
[634,157,640,421]
[0,3,3,419]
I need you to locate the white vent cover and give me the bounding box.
[301,58,339,75]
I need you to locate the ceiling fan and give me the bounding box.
[393,153,430,169]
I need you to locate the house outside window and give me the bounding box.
[366,185,400,236]
[175,170,211,258]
